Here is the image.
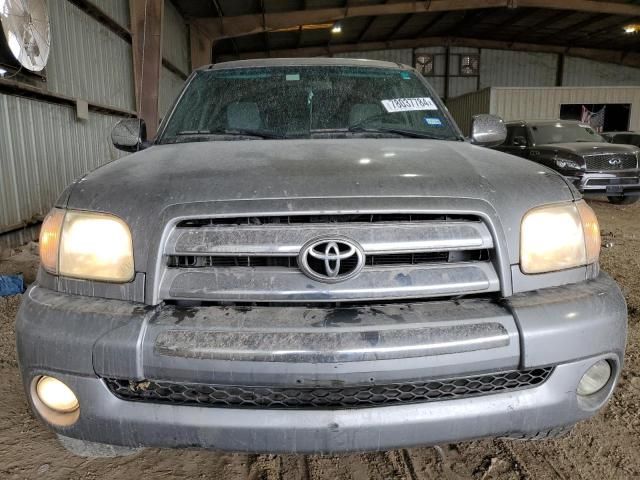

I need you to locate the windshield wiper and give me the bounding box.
[345,113,453,140]
[348,124,448,140]
[174,128,285,140]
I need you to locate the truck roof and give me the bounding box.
[197,57,408,71]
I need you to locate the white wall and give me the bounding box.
[490,87,640,131]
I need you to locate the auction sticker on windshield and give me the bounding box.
[381,97,438,113]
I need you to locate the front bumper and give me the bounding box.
[16,272,627,453]
[566,172,640,196]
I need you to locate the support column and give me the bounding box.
[190,25,214,69]
[556,53,565,87]
[130,0,164,138]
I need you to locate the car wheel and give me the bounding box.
[607,196,639,205]
[57,434,143,458]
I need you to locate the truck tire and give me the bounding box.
[607,195,639,205]
[57,434,143,458]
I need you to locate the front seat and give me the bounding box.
[227,102,262,130]
[349,103,383,126]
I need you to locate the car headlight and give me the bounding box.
[520,200,600,274]
[555,157,582,170]
[40,208,134,282]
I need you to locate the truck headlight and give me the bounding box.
[40,208,134,282]
[520,200,600,274]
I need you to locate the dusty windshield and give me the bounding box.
[159,65,460,142]
[531,123,604,145]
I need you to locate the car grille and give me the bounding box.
[160,213,500,303]
[167,250,489,269]
[104,368,553,409]
[584,153,637,171]
[176,213,477,227]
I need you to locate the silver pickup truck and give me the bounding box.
[17,58,627,457]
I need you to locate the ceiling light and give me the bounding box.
[332,22,342,34]
[623,24,639,34]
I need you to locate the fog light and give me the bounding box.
[577,360,611,396]
[35,376,79,413]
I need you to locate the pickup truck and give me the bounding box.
[495,120,640,205]
[17,58,627,457]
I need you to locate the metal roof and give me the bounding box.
[171,0,640,62]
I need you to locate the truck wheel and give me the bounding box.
[57,434,143,458]
[607,196,639,205]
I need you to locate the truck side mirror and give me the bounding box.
[470,114,507,147]
[111,118,147,152]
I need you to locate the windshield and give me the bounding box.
[530,123,605,145]
[159,65,460,143]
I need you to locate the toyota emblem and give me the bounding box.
[298,237,365,283]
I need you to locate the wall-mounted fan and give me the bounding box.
[0,0,50,72]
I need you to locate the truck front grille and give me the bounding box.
[160,212,500,303]
[584,153,637,171]
[177,213,476,227]
[167,250,488,269]
[104,368,553,409]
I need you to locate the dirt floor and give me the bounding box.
[1,197,639,479]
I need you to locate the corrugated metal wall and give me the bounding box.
[563,57,640,86]
[158,0,189,119]
[334,49,413,66]
[163,0,190,75]
[445,88,491,136]
[159,66,186,118]
[46,0,135,111]
[448,47,478,98]
[490,87,640,130]
[0,0,132,247]
[86,0,130,29]
[0,94,124,248]
[334,47,640,98]
[415,46,446,97]
[480,49,557,88]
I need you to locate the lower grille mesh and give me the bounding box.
[104,368,553,409]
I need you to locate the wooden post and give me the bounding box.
[190,25,213,69]
[130,0,164,138]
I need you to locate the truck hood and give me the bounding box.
[65,139,574,268]
[536,142,639,155]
